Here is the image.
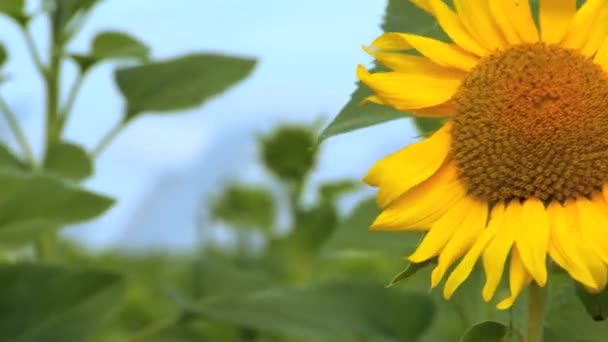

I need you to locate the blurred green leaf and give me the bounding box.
[576,283,608,321]
[68,53,96,72]
[211,185,275,231]
[194,260,275,300]
[261,126,317,183]
[545,276,608,341]
[43,141,93,181]
[0,144,25,170]
[115,53,256,119]
[92,31,150,61]
[320,0,447,141]
[198,279,435,341]
[0,43,7,68]
[0,169,114,245]
[319,180,360,201]
[0,264,125,342]
[324,198,421,257]
[460,321,520,342]
[0,0,25,21]
[51,0,99,42]
[387,260,434,287]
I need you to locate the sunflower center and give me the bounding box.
[451,43,608,202]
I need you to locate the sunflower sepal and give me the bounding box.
[385,258,435,288]
[459,320,523,342]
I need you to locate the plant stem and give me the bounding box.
[526,284,547,342]
[58,71,86,133]
[0,95,36,166]
[21,26,47,77]
[92,121,125,158]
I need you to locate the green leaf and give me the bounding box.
[0,144,26,170]
[92,31,150,61]
[197,279,435,341]
[0,43,7,68]
[43,142,93,181]
[319,180,360,201]
[0,169,114,245]
[544,274,608,341]
[193,260,275,300]
[387,260,434,287]
[320,0,447,141]
[115,53,256,119]
[52,0,99,42]
[460,321,521,342]
[0,0,25,22]
[0,264,125,342]
[211,185,275,231]
[324,198,421,257]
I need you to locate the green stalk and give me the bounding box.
[526,284,547,342]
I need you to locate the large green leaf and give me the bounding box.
[0,264,125,342]
[0,144,26,170]
[43,141,93,181]
[193,260,275,300]
[320,0,447,141]
[323,198,421,258]
[92,31,150,61]
[115,53,256,119]
[0,169,114,245]
[197,279,435,341]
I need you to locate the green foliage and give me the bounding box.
[43,142,93,181]
[387,260,434,287]
[0,43,7,68]
[0,169,114,246]
[0,0,25,22]
[0,264,125,341]
[115,54,257,119]
[460,321,521,342]
[197,279,435,341]
[211,185,275,231]
[92,31,150,61]
[260,125,317,183]
[576,283,608,321]
[320,0,446,141]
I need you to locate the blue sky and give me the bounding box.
[1,0,418,249]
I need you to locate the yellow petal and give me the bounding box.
[580,6,608,57]
[407,196,473,264]
[373,33,478,71]
[575,195,608,265]
[357,65,462,112]
[496,247,533,310]
[444,202,505,299]
[548,201,603,291]
[364,123,452,208]
[561,0,608,51]
[482,200,520,302]
[432,198,489,289]
[496,0,539,44]
[371,162,466,231]
[424,0,489,56]
[488,0,521,45]
[539,0,576,43]
[363,46,467,78]
[515,198,549,286]
[453,0,506,50]
[410,0,433,14]
[594,37,608,71]
[565,199,608,292]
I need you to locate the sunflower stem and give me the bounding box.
[526,283,547,342]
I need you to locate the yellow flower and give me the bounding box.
[359,0,608,309]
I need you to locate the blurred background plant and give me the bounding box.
[0,0,607,341]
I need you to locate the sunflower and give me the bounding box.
[358,0,608,309]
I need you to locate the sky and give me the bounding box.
[1,0,419,249]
